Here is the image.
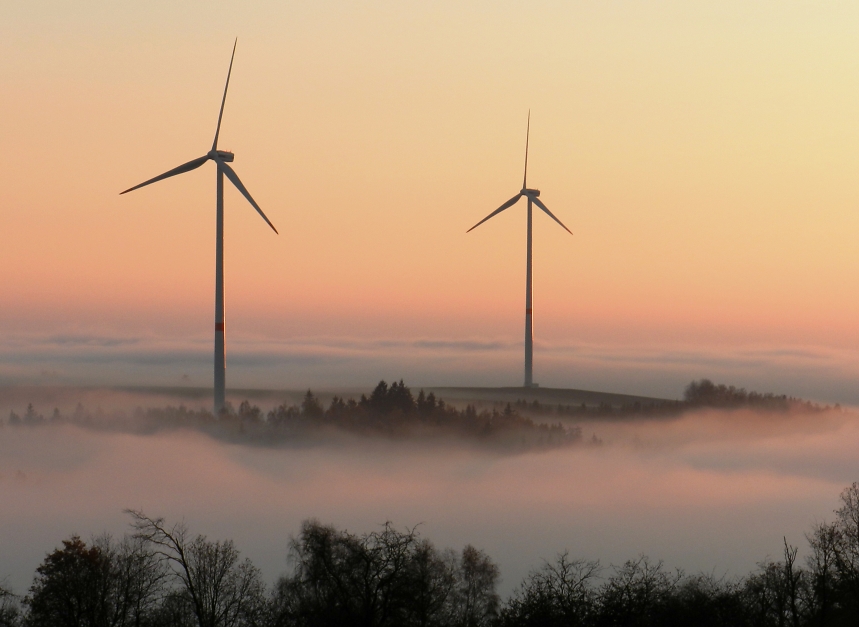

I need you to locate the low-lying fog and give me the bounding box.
[1,388,856,598]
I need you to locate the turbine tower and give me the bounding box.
[467,113,571,388]
[120,40,278,414]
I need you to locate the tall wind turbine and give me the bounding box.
[467,113,571,388]
[120,40,278,414]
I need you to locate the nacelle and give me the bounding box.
[523,188,541,197]
[216,150,235,162]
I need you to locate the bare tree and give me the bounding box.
[0,582,20,627]
[271,519,498,627]
[830,482,859,623]
[806,521,839,627]
[454,545,499,627]
[669,573,746,626]
[497,552,600,627]
[598,555,682,627]
[782,538,805,627]
[273,519,430,626]
[742,545,808,627]
[126,510,265,627]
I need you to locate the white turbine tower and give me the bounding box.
[120,40,278,414]
[467,113,572,388]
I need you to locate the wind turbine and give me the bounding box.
[467,113,571,388]
[120,40,278,414]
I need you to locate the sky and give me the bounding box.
[3,2,859,400]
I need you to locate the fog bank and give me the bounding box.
[4,332,859,404]
[1,396,855,598]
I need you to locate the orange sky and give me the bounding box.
[3,2,859,396]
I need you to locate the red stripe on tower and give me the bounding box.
[215,323,225,331]
[525,308,533,314]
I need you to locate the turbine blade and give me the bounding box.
[212,39,238,151]
[532,196,573,235]
[523,110,530,189]
[466,193,522,233]
[216,159,278,234]
[119,155,209,195]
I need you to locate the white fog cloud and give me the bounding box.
[0,400,856,597]
[1,332,859,404]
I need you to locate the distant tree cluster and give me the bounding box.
[4,381,579,451]
[8,482,859,626]
[264,381,575,447]
[506,379,835,419]
[683,379,834,412]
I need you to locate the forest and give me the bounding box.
[3,481,859,626]
[5,380,577,451]
[4,379,836,451]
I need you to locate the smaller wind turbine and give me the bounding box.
[120,40,277,414]
[467,112,572,388]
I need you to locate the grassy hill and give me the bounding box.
[423,386,672,408]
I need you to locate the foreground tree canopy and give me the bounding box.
[5,482,859,626]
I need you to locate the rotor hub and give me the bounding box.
[211,150,235,162]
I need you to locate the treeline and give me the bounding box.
[5,379,839,448]
[508,379,836,419]
[5,381,578,451]
[5,483,859,626]
[683,379,834,412]
[508,398,684,419]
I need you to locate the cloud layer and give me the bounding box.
[1,399,856,598]
[2,332,859,405]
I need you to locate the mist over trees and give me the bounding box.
[682,379,833,412]
[3,379,837,454]
[4,381,579,451]
[6,482,859,626]
[507,379,836,420]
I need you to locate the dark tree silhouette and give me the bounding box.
[300,391,324,419]
[25,534,164,627]
[497,552,599,627]
[454,546,499,627]
[806,521,839,626]
[830,481,859,623]
[127,510,265,627]
[0,583,20,627]
[683,379,799,411]
[270,519,498,627]
[596,556,682,627]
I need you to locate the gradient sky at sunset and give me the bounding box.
[3,1,859,400]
